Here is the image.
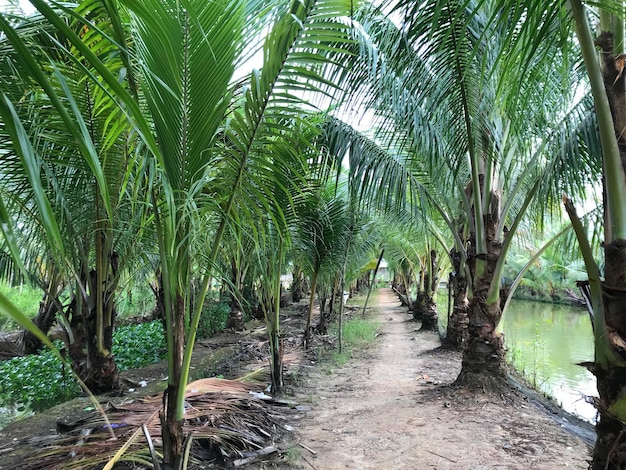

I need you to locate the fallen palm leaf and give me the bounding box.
[185,377,257,395]
[13,377,286,469]
[142,424,161,470]
[102,425,144,470]
[102,409,159,470]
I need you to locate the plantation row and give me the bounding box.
[0,0,625,468]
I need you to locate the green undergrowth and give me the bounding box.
[198,301,230,338]
[0,320,167,424]
[0,282,42,331]
[0,298,237,429]
[0,341,79,413]
[326,314,381,367]
[112,320,167,370]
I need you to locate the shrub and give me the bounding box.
[0,342,80,411]
[0,321,166,416]
[112,320,166,370]
[197,301,230,338]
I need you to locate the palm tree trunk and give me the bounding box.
[67,267,119,394]
[456,216,506,386]
[161,291,186,467]
[456,296,505,383]
[304,270,319,347]
[22,292,61,355]
[593,241,626,468]
[361,249,385,317]
[419,298,439,331]
[412,282,438,331]
[269,270,284,394]
[443,275,469,349]
[419,249,439,331]
[443,248,469,350]
[329,275,338,317]
[268,237,284,394]
[291,266,304,302]
[318,290,328,334]
[590,32,626,470]
[270,331,283,393]
[571,3,626,466]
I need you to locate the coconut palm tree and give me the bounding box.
[566,1,626,467]
[0,3,153,391]
[129,0,361,462]
[333,0,594,387]
[294,182,350,343]
[1,0,363,465]
[392,228,447,331]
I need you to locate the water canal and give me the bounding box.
[501,299,596,422]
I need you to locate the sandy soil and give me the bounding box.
[290,288,592,470]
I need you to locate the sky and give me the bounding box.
[0,0,34,15]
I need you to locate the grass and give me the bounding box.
[330,317,380,366]
[342,317,379,344]
[0,281,42,331]
[321,303,382,369]
[284,443,302,463]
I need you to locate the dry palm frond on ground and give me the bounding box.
[13,378,288,470]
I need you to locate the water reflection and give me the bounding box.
[501,300,597,423]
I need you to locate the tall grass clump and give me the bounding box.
[329,316,381,366]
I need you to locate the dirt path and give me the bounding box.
[291,288,591,469]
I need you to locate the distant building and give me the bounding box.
[377,259,390,282]
[280,273,293,289]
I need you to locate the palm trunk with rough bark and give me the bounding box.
[590,28,626,470]
[291,267,305,302]
[456,215,506,387]
[226,259,245,329]
[22,292,62,355]
[67,259,119,394]
[318,294,328,334]
[161,292,186,467]
[413,289,438,331]
[418,298,438,331]
[392,273,410,307]
[304,270,319,347]
[594,240,626,468]
[418,250,439,331]
[68,307,119,393]
[443,248,469,350]
[269,330,283,393]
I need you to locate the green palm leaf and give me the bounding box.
[0,93,65,258]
